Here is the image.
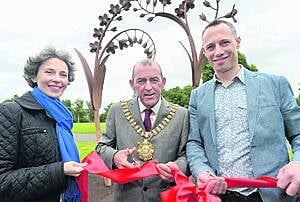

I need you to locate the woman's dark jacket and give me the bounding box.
[0,92,67,202]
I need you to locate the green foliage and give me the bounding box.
[2,94,20,103]
[162,85,192,108]
[72,122,106,134]
[76,142,97,160]
[85,100,94,122]
[62,99,73,114]
[238,52,258,72]
[100,103,113,122]
[201,60,214,83]
[73,99,90,122]
[296,93,300,106]
[201,51,258,83]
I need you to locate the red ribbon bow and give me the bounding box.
[160,168,277,202]
[160,168,221,202]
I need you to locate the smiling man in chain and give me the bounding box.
[96,59,189,202]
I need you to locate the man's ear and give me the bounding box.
[129,79,134,90]
[236,36,241,49]
[161,77,166,88]
[201,47,206,57]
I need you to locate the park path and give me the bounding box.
[74,133,114,202]
[73,133,97,142]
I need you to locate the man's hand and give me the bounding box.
[64,161,88,177]
[113,147,138,168]
[156,162,179,182]
[277,162,300,198]
[197,172,227,195]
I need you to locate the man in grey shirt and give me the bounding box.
[187,20,300,201]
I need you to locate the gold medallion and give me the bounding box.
[120,100,178,162]
[137,139,154,161]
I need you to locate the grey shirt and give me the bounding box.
[214,67,255,195]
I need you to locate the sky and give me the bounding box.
[0,0,299,110]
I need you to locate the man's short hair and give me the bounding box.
[131,59,163,79]
[202,20,237,38]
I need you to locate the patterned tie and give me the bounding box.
[143,109,152,132]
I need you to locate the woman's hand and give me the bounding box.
[63,161,88,177]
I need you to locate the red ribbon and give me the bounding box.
[77,151,278,202]
[77,151,160,202]
[225,176,278,188]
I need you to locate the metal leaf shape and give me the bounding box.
[93,64,106,110]
[74,48,94,109]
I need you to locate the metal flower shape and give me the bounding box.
[99,14,111,26]
[127,36,134,47]
[93,28,104,39]
[203,0,210,7]
[186,0,195,9]
[223,5,238,22]
[109,4,121,15]
[175,3,185,18]
[119,0,132,11]
[159,0,171,6]
[175,0,195,19]
[106,42,118,54]
[118,39,129,50]
[89,41,100,53]
[105,29,156,58]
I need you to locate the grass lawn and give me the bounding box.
[76,141,98,160]
[73,122,105,160]
[72,122,106,134]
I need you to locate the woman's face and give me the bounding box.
[32,58,69,98]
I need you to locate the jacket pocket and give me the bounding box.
[21,128,50,163]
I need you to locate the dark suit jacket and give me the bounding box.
[187,68,300,202]
[97,97,189,202]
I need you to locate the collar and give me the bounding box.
[16,91,54,119]
[213,65,245,85]
[138,97,161,115]
[16,91,44,110]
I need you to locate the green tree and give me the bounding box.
[202,51,258,83]
[73,99,87,123]
[297,85,300,106]
[162,85,192,108]
[100,103,113,122]
[62,99,73,114]
[2,94,20,103]
[86,100,94,122]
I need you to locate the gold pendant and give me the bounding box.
[137,139,154,161]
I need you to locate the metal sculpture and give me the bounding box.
[75,0,156,141]
[132,0,238,87]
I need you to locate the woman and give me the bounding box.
[0,47,87,202]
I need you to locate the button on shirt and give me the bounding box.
[214,67,255,195]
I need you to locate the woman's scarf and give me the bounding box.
[31,87,81,202]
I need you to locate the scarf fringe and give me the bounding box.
[62,178,81,202]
